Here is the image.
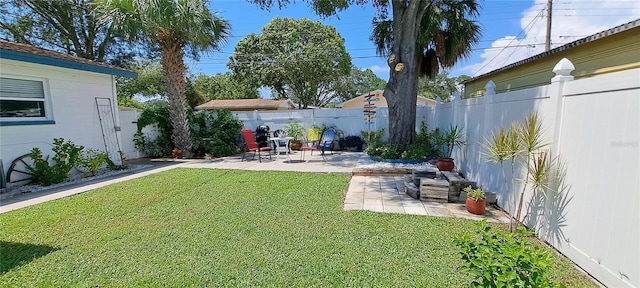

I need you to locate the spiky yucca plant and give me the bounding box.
[514,113,549,229]
[484,124,522,231]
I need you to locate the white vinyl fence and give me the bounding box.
[429,59,638,288]
[232,106,431,141]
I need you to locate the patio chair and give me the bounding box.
[301,128,336,161]
[241,129,271,162]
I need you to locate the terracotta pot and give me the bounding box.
[290,140,303,151]
[436,158,455,171]
[466,198,487,215]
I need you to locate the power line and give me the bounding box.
[188,43,549,65]
[471,7,546,77]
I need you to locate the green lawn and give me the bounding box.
[0,169,595,287]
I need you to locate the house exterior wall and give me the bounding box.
[464,26,640,98]
[1,58,121,177]
[432,63,639,288]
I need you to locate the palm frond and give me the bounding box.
[370,19,393,57]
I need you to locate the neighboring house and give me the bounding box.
[462,19,640,98]
[195,99,296,111]
[336,90,437,109]
[0,40,136,184]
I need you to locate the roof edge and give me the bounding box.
[1,48,137,78]
[461,18,640,85]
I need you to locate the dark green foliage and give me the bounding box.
[454,220,564,288]
[0,0,138,64]
[193,72,260,101]
[133,105,243,158]
[133,104,173,157]
[343,135,364,149]
[116,61,166,100]
[401,143,435,160]
[418,72,471,102]
[229,17,351,108]
[365,123,437,160]
[27,138,84,186]
[188,109,243,157]
[330,68,387,104]
[117,97,146,109]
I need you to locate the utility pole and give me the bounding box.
[545,0,552,51]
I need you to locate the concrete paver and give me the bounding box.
[343,174,510,223]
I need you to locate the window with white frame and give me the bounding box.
[0,76,50,120]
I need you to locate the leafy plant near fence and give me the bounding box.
[133,104,173,157]
[188,109,242,157]
[27,138,84,186]
[133,103,244,158]
[454,220,563,288]
[365,123,439,160]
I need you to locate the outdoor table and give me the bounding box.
[269,136,294,161]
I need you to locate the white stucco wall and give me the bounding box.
[1,58,121,177]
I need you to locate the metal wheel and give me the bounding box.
[6,153,41,184]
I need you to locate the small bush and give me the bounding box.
[77,149,109,176]
[27,138,84,186]
[453,220,563,288]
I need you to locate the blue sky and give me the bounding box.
[189,0,639,82]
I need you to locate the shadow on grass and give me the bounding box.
[0,241,59,274]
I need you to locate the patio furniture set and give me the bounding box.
[240,127,336,163]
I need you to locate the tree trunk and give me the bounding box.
[384,1,424,145]
[161,44,192,153]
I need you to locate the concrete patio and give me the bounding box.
[1,151,511,224]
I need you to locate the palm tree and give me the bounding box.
[371,0,481,144]
[98,0,230,153]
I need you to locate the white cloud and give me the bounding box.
[462,0,640,76]
[368,64,390,80]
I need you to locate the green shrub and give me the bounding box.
[400,143,434,160]
[27,138,84,186]
[189,109,242,157]
[77,148,108,176]
[133,104,173,157]
[453,220,563,288]
[361,128,384,146]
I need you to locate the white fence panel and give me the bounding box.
[118,109,142,160]
[547,68,639,288]
[447,66,639,288]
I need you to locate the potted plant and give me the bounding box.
[284,122,305,150]
[434,125,465,171]
[343,135,364,151]
[464,186,486,215]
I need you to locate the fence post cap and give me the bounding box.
[552,58,575,82]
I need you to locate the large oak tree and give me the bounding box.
[228,17,351,108]
[248,0,481,144]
